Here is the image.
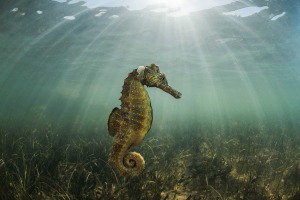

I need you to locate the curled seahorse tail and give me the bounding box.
[123,152,145,176]
[108,133,145,176]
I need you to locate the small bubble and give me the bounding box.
[11,8,18,12]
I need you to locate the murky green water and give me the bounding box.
[0,0,300,199]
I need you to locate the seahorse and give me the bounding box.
[107,64,182,176]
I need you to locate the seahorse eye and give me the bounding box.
[160,74,168,85]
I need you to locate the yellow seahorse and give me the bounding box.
[107,64,182,176]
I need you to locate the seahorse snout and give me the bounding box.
[157,83,182,99]
[143,68,182,99]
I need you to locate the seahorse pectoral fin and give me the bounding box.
[107,107,122,137]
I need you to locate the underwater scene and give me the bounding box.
[1,0,300,199]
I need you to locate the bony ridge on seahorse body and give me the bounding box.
[107,64,182,176]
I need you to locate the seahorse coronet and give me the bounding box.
[107,64,181,176]
[137,66,145,74]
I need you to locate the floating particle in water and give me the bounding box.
[53,0,67,2]
[95,11,106,17]
[64,16,76,20]
[37,10,43,14]
[109,15,119,19]
[11,8,18,12]
[271,12,286,21]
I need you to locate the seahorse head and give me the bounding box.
[137,64,182,99]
